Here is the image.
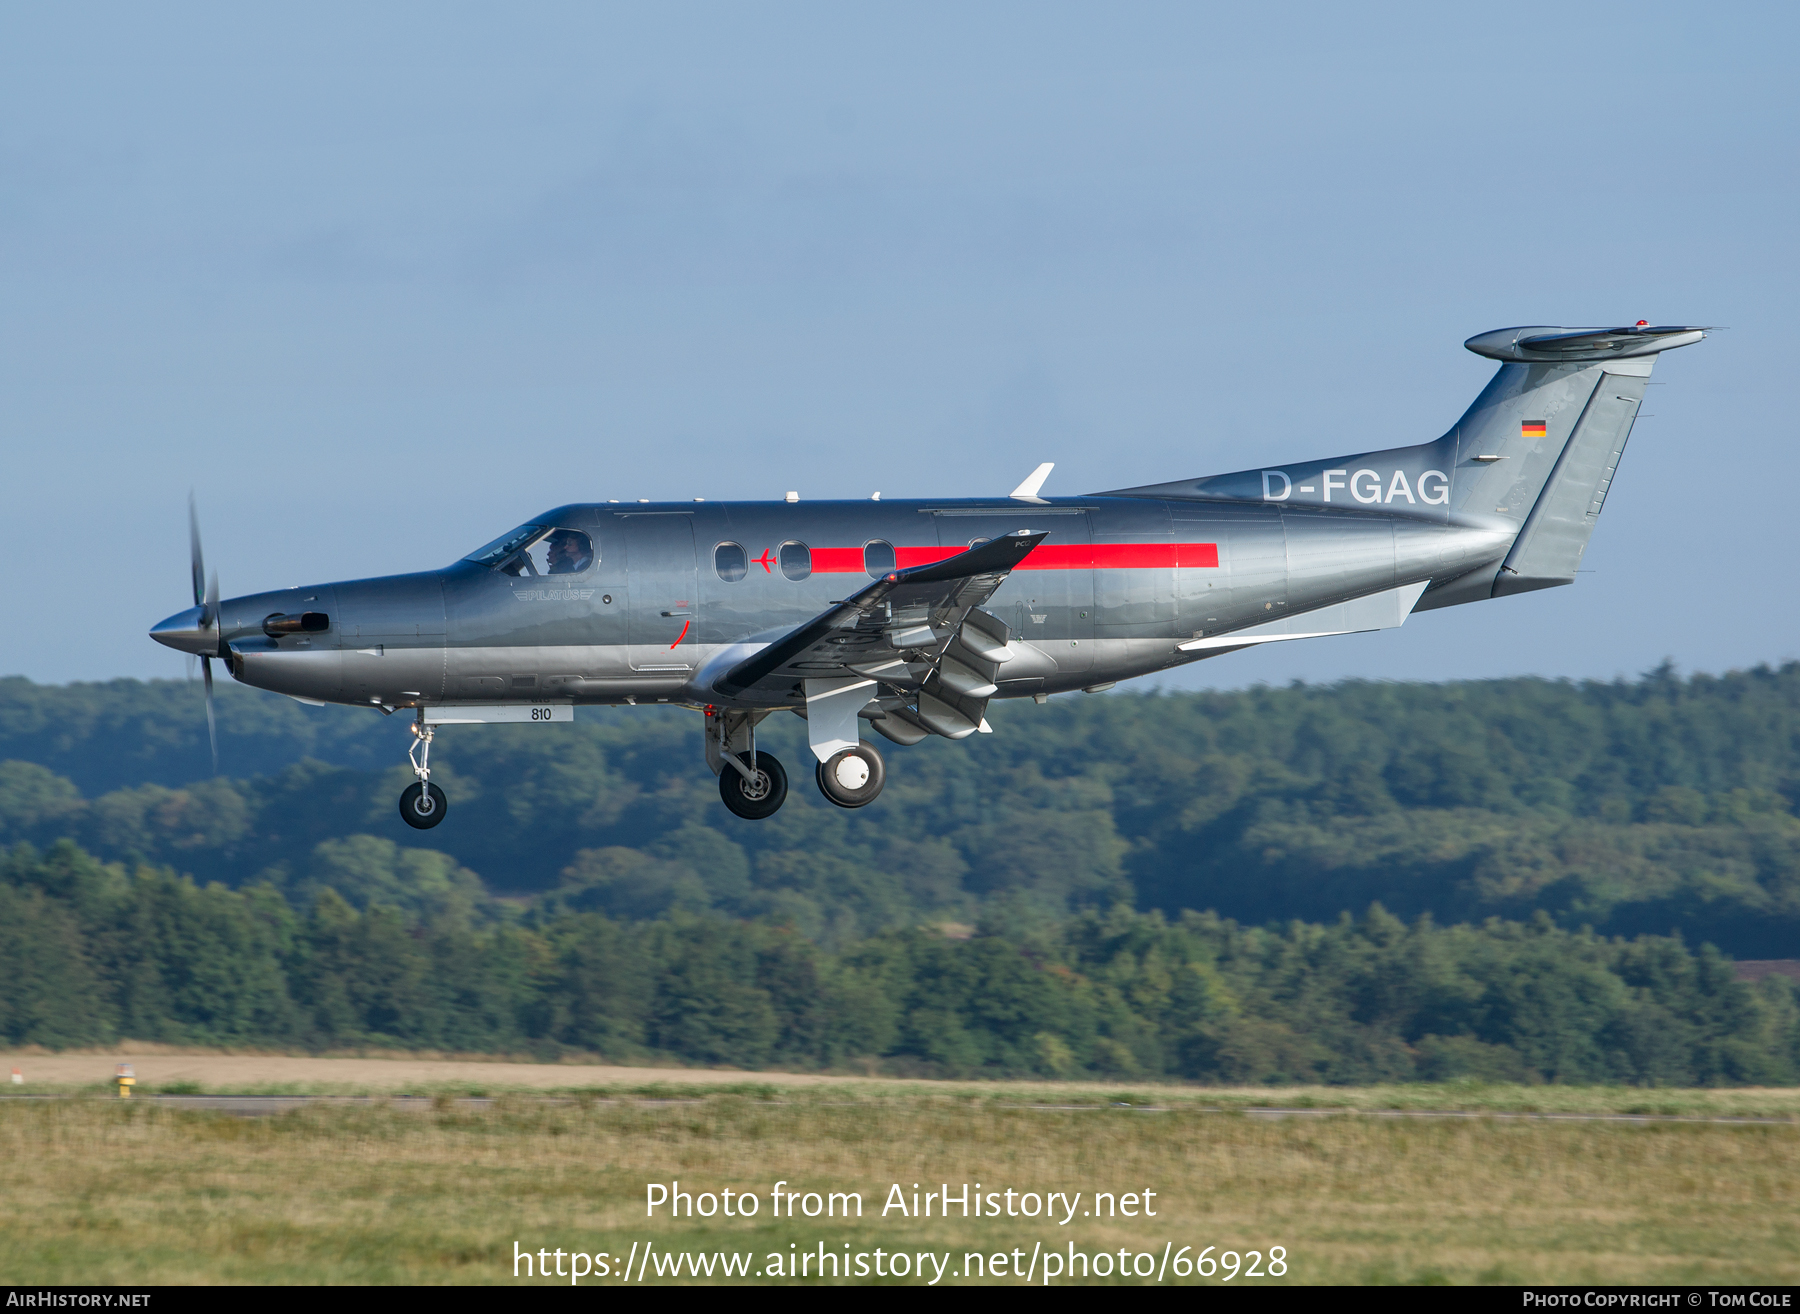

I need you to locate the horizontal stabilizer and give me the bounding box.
[1465,324,1707,363]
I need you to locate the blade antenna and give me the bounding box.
[1010,462,1054,503]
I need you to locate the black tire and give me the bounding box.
[815,741,886,809]
[399,781,448,829]
[719,751,788,819]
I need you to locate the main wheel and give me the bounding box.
[815,741,886,809]
[399,781,448,829]
[719,751,788,819]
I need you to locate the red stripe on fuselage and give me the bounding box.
[809,548,866,573]
[809,543,1219,572]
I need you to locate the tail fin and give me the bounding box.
[1104,323,1707,602]
[1458,325,1705,596]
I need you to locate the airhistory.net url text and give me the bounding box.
[512,1240,1288,1284]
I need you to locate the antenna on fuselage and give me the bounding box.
[1010,463,1054,504]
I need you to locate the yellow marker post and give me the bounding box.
[115,1063,135,1099]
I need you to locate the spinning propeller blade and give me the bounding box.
[189,493,207,612]
[189,495,221,776]
[201,652,218,776]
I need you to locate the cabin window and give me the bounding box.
[714,542,748,582]
[779,541,811,581]
[863,540,896,577]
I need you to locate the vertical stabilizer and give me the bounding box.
[1455,326,1700,597]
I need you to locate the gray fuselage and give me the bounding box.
[211,492,1509,713]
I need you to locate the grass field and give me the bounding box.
[1,1070,1797,1284]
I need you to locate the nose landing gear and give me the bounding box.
[398,716,447,829]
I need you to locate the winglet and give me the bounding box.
[1010,462,1054,503]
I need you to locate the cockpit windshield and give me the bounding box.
[463,524,595,576]
[465,524,547,567]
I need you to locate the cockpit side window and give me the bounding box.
[537,528,595,575]
[464,524,595,576]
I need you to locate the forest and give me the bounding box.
[3,839,1795,1084]
[2,662,1797,951]
[2,663,1797,1081]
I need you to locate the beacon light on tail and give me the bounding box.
[152,324,1708,824]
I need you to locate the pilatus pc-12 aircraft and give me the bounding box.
[152,323,1705,826]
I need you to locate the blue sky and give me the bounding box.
[2,2,1793,688]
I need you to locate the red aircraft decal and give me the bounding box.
[670,619,691,647]
[800,542,1220,572]
[752,550,776,573]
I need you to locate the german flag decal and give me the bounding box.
[1521,420,1548,438]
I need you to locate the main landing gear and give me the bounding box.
[719,750,788,820]
[708,706,789,820]
[705,706,888,819]
[816,741,886,809]
[399,716,447,829]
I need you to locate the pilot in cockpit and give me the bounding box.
[545,529,594,575]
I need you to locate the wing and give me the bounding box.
[710,532,1045,719]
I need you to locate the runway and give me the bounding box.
[2,1092,1790,1124]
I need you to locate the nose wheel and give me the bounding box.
[399,780,447,829]
[398,717,448,829]
[816,741,886,808]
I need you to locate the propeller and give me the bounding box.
[190,494,220,776]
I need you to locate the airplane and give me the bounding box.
[151,323,1706,826]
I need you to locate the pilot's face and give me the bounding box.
[548,536,578,566]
